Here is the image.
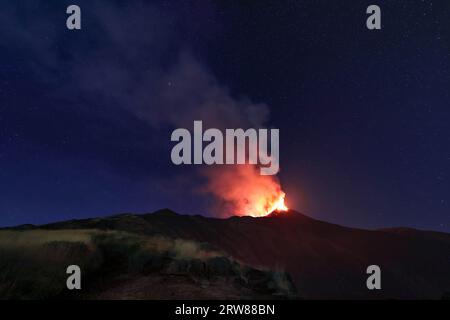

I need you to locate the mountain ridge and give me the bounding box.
[4,208,449,299]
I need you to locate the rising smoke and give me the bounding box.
[0,1,285,217]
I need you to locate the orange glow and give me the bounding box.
[268,192,288,213]
[202,165,288,217]
[251,191,288,217]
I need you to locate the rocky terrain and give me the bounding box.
[1,209,449,299]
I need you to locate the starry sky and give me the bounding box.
[0,1,449,231]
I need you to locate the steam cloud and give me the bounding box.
[0,1,283,217]
[201,165,284,217]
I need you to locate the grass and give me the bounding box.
[0,229,296,299]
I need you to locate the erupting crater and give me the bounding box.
[251,191,288,217]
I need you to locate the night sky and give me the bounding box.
[0,1,449,231]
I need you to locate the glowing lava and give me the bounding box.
[268,192,288,213]
[253,191,288,217]
[201,164,289,218]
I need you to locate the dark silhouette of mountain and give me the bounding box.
[31,209,450,299]
[27,209,450,299]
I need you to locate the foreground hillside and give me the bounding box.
[2,209,450,299]
[0,229,295,299]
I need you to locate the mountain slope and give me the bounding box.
[31,209,450,299]
[0,229,296,299]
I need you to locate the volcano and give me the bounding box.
[1,209,449,299]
